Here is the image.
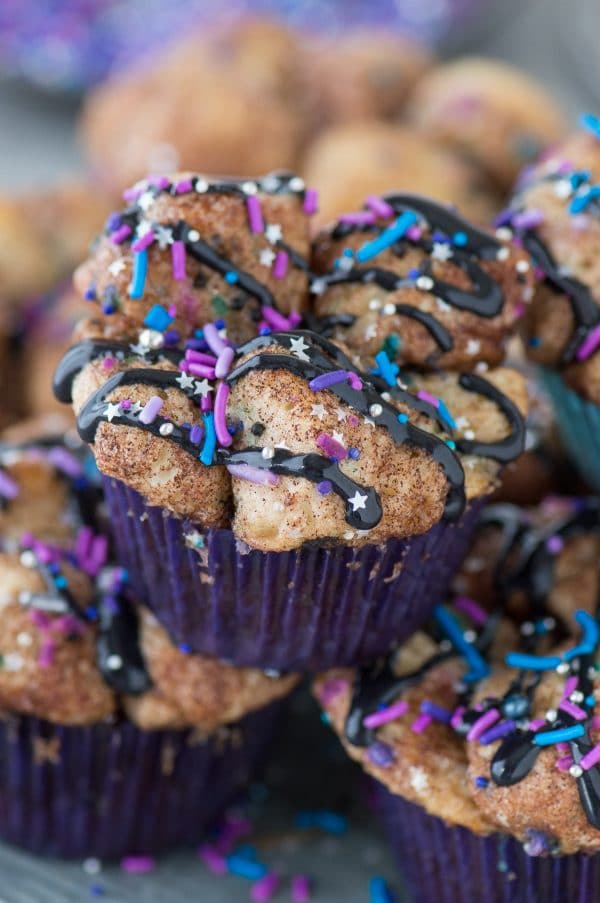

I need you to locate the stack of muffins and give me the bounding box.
[5,112,600,901]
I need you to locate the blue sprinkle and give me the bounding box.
[226,855,267,880]
[397,413,408,424]
[580,112,600,141]
[438,399,456,430]
[84,286,96,301]
[320,711,331,725]
[179,643,191,654]
[225,271,238,284]
[569,185,600,214]
[374,350,399,387]
[89,884,105,897]
[214,319,226,329]
[295,810,348,835]
[407,267,421,279]
[356,211,418,263]
[534,724,585,747]
[475,776,489,789]
[369,876,395,903]
[200,412,216,466]
[144,304,174,332]
[505,652,562,671]
[342,248,354,257]
[452,231,468,247]
[54,576,68,589]
[445,440,456,450]
[194,329,204,339]
[434,605,490,683]
[85,606,98,620]
[259,327,272,335]
[528,337,541,348]
[101,303,115,315]
[129,249,148,299]
[564,609,600,661]
[348,447,360,460]
[586,696,596,708]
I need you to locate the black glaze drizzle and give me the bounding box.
[315,193,506,359]
[53,330,470,526]
[111,171,311,316]
[343,498,600,830]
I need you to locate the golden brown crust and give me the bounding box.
[302,122,498,228]
[314,639,495,834]
[124,608,299,730]
[467,665,600,854]
[74,174,311,343]
[408,57,566,189]
[513,133,600,401]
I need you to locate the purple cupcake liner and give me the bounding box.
[374,785,600,903]
[103,477,484,671]
[0,701,282,860]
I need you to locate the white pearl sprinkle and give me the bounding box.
[107,654,123,670]
[261,447,275,459]
[416,275,434,291]
[83,858,102,876]
[569,764,583,778]
[289,177,305,192]
[496,247,510,261]
[369,404,383,417]
[521,622,535,636]
[463,630,476,643]
[495,227,512,241]
[187,229,200,242]
[195,179,209,193]
[242,181,258,195]
[516,260,530,273]
[368,299,382,310]
[343,531,354,541]
[383,303,396,315]
[20,550,37,568]
[570,691,584,704]
[545,709,557,722]
[159,423,174,436]
[556,662,569,674]
[16,632,32,647]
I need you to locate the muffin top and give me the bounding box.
[301,122,498,229]
[74,170,316,345]
[80,20,305,191]
[315,496,600,854]
[55,320,527,550]
[311,192,535,371]
[407,56,566,190]
[505,119,600,402]
[0,437,297,729]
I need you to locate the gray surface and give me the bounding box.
[0,0,595,899]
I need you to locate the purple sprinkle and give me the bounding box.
[131,230,155,252]
[138,395,163,424]
[479,720,516,745]
[303,188,319,215]
[317,480,332,495]
[190,425,203,445]
[120,856,156,874]
[111,224,132,245]
[316,433,347,460]
[175,179,193,194]
[339,211,376,226]
[365,195,394,219]
[106,212,122,231]
[420,701,452,724]
[272,250,289,279]
[251,873,280,902]
[546,535,564,554]
[0,470,19,500]
[309,370,350,391]
[246,195,264,233]
[291,874,312,902]
[227,464,279,486]
[46,447,83,479]
[367,741,395,767]
[512,208,544,230]
[151,175,170,190]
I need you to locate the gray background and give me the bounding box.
[0,0,594,899]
